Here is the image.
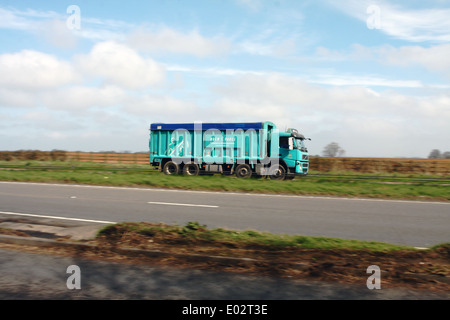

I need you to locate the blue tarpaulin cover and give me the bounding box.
[150,123,264,131]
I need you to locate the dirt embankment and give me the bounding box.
[1,225,449,294]
[90,228,450,293]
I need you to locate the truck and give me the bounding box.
[149,121,309,180]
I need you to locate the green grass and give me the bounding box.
[96,221,415,252]
[0,160,448,201]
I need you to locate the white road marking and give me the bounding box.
[147,201,219,208]
[0,211,116,224]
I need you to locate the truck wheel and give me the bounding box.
[269,165,286,181]
[235,164,252,178]
[183,163,199,176]
[163,161,179,175]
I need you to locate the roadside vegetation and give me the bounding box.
[0,160,448,201]
[96,221,415,252]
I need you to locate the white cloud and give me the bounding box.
[123,94,198,122]
[35,19,78,49]
[0,7,61,30]
[0,43,165,110]
[378,44,450,73]
[379,4,450,43]
[0,6,130,45]
[40,85,127,111]
[236,0,262,10]
[126,27,231,57]
[0,88,37,108]
[0,50,78,90]
[0,7,31,29]
[211,73,450,157]
[329,0,450,43]
[308,74,424,88]
[215,73,450,119]
[77,41,166,89]
[0,6,229,55]
[235,38,298,57]
[7,7,60,20]
[1,59,448,156]
[314,43,450,81]
[166,64,268,77]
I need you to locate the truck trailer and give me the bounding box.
[149,121,309,180]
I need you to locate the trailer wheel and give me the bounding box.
[163,161,180,175]
[183,163,199,176]
[235,164,252,178]
[269,165,286,181]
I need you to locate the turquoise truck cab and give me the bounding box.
[279,128,310,178]
[149,121,309,180]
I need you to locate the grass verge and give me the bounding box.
[0,160,449,201]
[96,221,414,252]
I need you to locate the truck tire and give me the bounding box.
[235,164,252,178]
[163,161,180,175]
[269,165,286,180]
[183,163,199,176]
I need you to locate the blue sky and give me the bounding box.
[0,0,449,157]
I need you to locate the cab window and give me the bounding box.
[280,137,290,149]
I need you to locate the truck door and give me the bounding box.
[279,137,296,168]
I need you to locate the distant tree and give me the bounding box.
[323,142,345,157]
[428,149,442,159]
[442,151,450,159]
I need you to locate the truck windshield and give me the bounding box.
[294,138,307,152]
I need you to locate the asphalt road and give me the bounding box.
[0,181,449,247]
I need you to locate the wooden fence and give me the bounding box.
[1,150,450,175]
[65,153,450,175]
[65,152,149,164]
[309,157,450,175]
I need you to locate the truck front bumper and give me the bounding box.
[289,161,309,176]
